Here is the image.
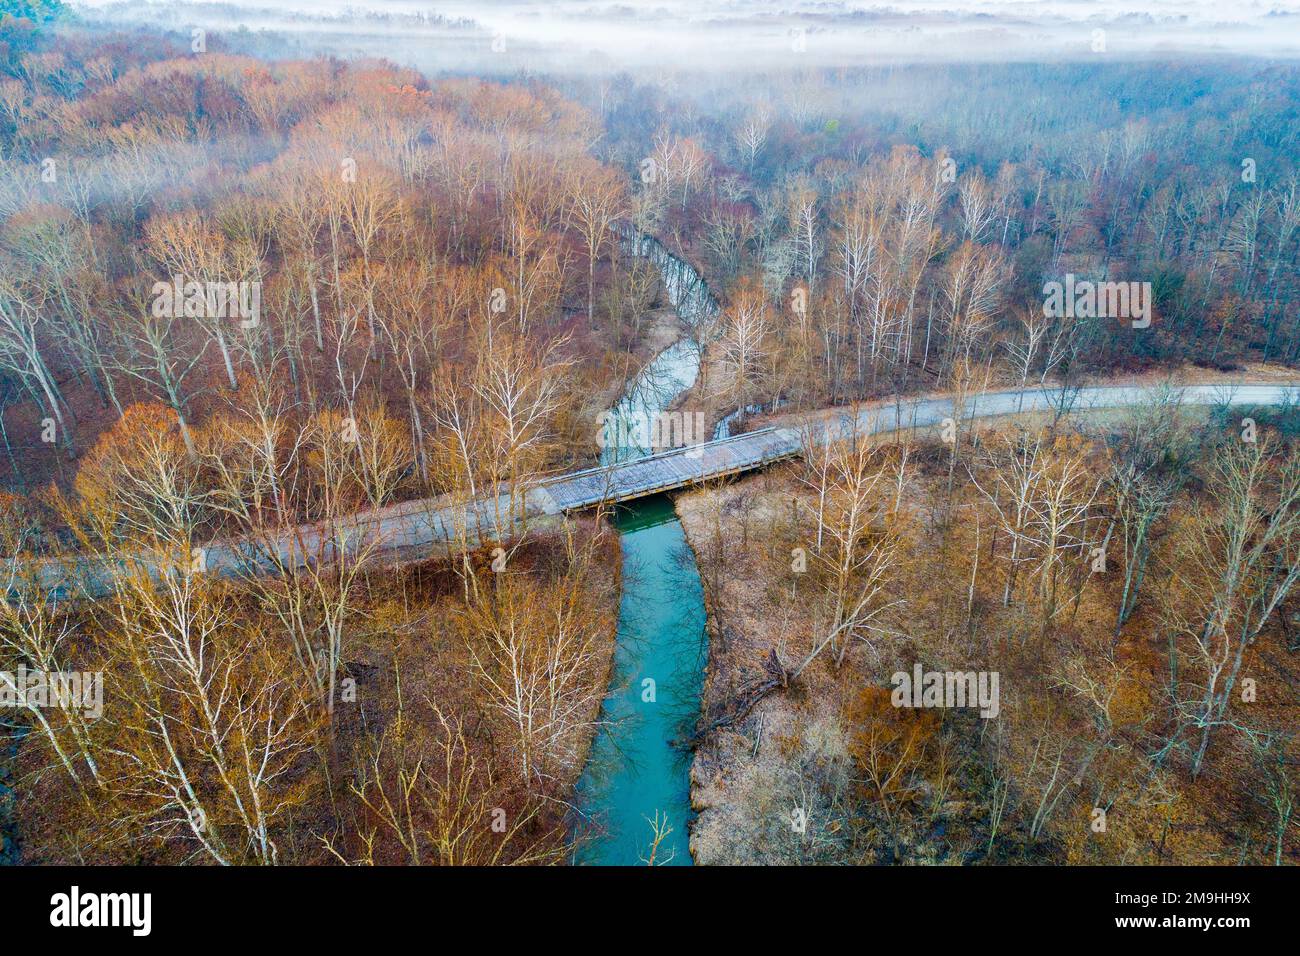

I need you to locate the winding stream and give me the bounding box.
[574,234,718,865]
[570,233,1300,866]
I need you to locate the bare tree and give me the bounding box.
[1164,437,1300,777]
[568,164,627,325]
[0,266,72,452]
[959,171,999,243]
[795,427,906,672]
[734,105,771,173]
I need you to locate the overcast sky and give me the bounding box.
[72,1,1300,68]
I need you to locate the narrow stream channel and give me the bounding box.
[573,234,718,865]
[574,496,706,865]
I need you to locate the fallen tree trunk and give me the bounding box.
[673,648,788,749]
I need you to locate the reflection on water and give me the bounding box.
[600,232,718,465]
[626,231,719,330]
[601,339,701,464]
[574,495,707,865]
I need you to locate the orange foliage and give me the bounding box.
[72,402,184,510]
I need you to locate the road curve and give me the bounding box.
[20,382,1299,600]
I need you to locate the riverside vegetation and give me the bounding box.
[0,6,1297,865]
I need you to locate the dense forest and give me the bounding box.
[0,4,1297,867]
[683,396,1300,864]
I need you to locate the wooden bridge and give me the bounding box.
[528,426,802,514]
[20,383,1300,600]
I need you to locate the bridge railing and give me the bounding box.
[531,425,788,491]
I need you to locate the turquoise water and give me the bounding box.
[574,495,707,865]
[600,338,700,464]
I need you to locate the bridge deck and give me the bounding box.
[530,427,802,513]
